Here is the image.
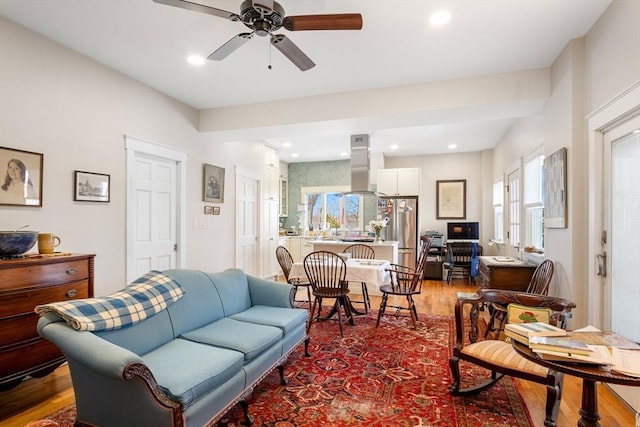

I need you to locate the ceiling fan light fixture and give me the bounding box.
[155,0,362,71]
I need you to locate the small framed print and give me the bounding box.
[544,147,568,228]
[213,206,220,215]
[203,163,225,203]
[0,146,43,207]
[74,170,110,202]
[204,206,213,215]
[436,179,466,219]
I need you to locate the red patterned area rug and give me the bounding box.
[36,311,534,427]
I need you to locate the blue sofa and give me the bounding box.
[36,268,309,427]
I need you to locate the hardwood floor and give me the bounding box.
[0,278,636,427]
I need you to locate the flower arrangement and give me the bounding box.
[369,219,387,242]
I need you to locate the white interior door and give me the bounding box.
[235,167,260,276]
[601,114,640,412]
[125,136,186,283]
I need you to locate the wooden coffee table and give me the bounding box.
[512,340,640,427]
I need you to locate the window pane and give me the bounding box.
[528,206,544,248]
[344,195,361,229]
[494,206,503,240]
[326,192,341,228]
[493,180,503,205]
[524,155,544,205]
[307,193,322,230]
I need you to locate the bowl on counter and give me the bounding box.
[0,231,39,257]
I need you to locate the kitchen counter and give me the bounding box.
[311,240,398,264]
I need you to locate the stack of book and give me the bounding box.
[504,322,568,345]
[505,322,614,366]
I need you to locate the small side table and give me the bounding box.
[512,340,640,427]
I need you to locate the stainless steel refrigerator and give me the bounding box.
[377,196,419,268]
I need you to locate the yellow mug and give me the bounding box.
[38,233,61,254]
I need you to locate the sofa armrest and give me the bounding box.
[246,275,294,308]
[38,314,145,378]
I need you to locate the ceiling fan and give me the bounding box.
[153,0,363,71]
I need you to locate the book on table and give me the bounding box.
[504,322,568,342]
[534,344,614,366]
[527,336,593,356]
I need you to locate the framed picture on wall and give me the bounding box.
[0,146,43,207]
[203,163,225,203]
[436,179,466,219]
[74,170,110,202]
[544,147,567,228]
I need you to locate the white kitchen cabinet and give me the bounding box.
[279,178,288,216]
[262,199,280,279]
[300,238,315,261]
[377,168,420,196]
[264,145,279,169]
[279,161,288,179]
[264,146,280,201]
[288,237,301,261]
[286,237,315,262]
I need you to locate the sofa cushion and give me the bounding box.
[230,305,308,334]
[142,338,244,408]
[182,317,282,362]
[163,269,225,336]
[35,270,184,331]
[206,269,252,316]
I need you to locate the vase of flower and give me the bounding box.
[369,219,387,244]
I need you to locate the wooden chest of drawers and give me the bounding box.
[478,256,536,291]
[0,253,94,390]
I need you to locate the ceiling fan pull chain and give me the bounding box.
[268,41,273,70]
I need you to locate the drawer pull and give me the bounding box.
[66,289,78,298]
[66,267,77,275]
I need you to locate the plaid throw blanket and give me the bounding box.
[35,270,184,331]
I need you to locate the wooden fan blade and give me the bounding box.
[283,14,363,31]
[153,0,238,21]
[270,34,315,71]
[208,33,253,61]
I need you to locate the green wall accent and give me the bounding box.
[283,160,378,231]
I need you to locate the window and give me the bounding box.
[302,186,363,231]
[524,154,545,249]
[507,169,521,252]
[493,179,504,241]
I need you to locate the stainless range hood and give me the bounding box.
[343,134,384,196]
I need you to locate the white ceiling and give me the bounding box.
[0,0,611,162]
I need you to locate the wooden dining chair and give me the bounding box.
[484,259,555,338]
[450,289,575,426]
[376,236,431,329]
[303,251,353,337]
[275,246,312,311]
[343,244,375,313]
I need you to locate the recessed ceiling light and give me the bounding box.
[429,10,451,27]
[291,153,299,158]
[340,152,348,157]
[283,142,292,148]
[448,144,457,149]
[390,144,399,150]
[187,55,205,65]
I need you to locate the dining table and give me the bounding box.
[289,258,392,315]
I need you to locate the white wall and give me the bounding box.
[492,0,640,327]
[384,151,484,241]
[0,16,263,295]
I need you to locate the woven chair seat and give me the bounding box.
[460,340,548,378]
